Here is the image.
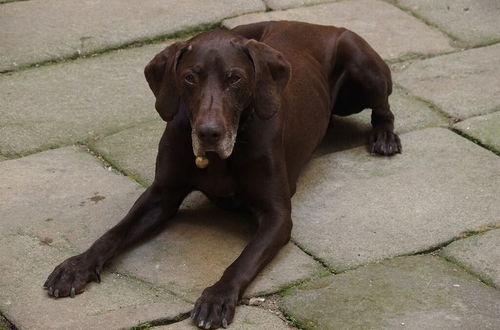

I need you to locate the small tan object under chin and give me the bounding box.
[195,156,209,169]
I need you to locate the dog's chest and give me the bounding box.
[194,167,237,198]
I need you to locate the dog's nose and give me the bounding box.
[197,122,223,144]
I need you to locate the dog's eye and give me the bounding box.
[228,74,241,85]
[184,73,196,85]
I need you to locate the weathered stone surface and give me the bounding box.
[454,112,500,153]
[292,128,500,272]
[0,235,191,330]
[0,0,265,71]
[0,44,166,157]
[223,0,454,61]
[394,44,500,120]
[395,0,500,46]
[0,148,191,329]
[108,192,325,301]
[91,120,165,185]
[160,306,291,329]
[441,229,500,289]
[265,0,335,10]
[316,87,447,156]
[281,256,500,330]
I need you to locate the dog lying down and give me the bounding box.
[44,20,400,329]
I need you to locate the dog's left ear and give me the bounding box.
[244,39,291,119]
[144,41,188,122]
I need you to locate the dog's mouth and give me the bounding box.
[191,130,237,160]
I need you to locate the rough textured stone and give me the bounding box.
[292,128,500,272]
[0,0,266,71]
[265,0,335,10]
[454,112,500,153]
[281,256,500,330]
[0,44,166,157]
[394,44,500,120]
[108,192,325,301]
[441,229,500,289]
[223,0,454,61]
[0,148,190,329]
[160,306,291,329]
[91,120,165,185]
[0,235,191,330]
[316,87,447,156]
[395,0,500,46]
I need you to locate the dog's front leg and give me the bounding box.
[192,171,292,329]
[43,184,189,298]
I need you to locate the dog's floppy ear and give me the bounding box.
[244,39,291,119]
[144,41,188,122]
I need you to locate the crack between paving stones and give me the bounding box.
[450,127,500,157]
[439,252,499,289]
[129,311,191,330]
[0,312,18,330]
[290,239,336,273]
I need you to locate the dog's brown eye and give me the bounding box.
[184,73,196,85]
[228,74,241,85]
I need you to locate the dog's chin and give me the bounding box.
[192,134,236,160]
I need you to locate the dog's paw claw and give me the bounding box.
[369,130,402,156]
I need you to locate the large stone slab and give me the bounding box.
[0,148,191,329]
[454,112,500,153]
[395,0,500,46]
[0,43,167,157]
[0,148,322,307]
[316,87,447,156]
[441,229,500,289]
[281,255,500,329]
[292,128,500,272]
[394,44,500,120]
[91,120,165,186]
[0,0,265,71]
[223,0,454,61]
[105,192,325,301]
[160,306,291,329]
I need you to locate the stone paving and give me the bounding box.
[1,0,499,329]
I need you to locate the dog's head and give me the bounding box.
[144,29,291,159]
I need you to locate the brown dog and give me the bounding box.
[44,21,400,329]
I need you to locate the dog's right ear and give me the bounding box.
[144,41,188,122]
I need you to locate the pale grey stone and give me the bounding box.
[441,229,500,289]
[91,120,165,186]
[281,256,500,330]
[395,0,500,46]
[292,128,500,272]
[0,0,266,71]
[0,44,166,157]
[224,0,454,61]
[454,112,500,153]
[394,44,500,120]
[160,306,292,329]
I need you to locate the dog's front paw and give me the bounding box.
[369,129,402,156]
[191,284,238,329]
[43,253,102,298]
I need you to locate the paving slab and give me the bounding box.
[264,0,335,10]
[0,43,167,157]
[0,148,191,329]
[454,111,500,153]
[281,255,500,330]
[395,0,500,46]
[394,43,500,120]
[91,120,166,185]
[0,0,266,72]
[292,128,500,272]
[316,87,447,156]
[441,229,500,289]
[106,192,325,301]
[223,0,454,61]
[160,306,292,329]
[0,148,322,308]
